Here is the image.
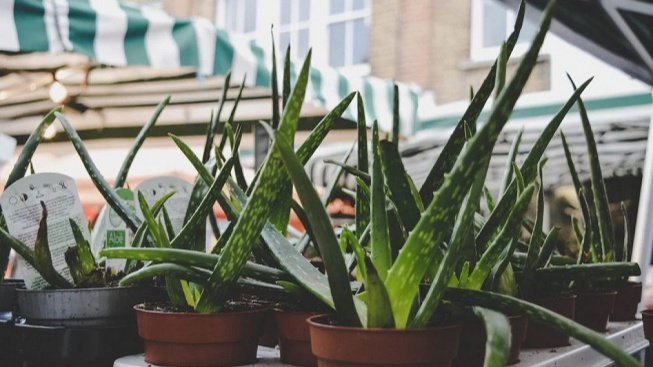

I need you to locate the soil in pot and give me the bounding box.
[275,310,325,367]
[136,302,267,367]
[575,290,616,332]
[454,315,528,366]
[308,315,462,367]
[611,282,642,321]
[522,294,576,348]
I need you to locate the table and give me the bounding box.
[114,321,648,367]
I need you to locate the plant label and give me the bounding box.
[134,177,193,235]
[0,173,89,289]
[91,188,135,274]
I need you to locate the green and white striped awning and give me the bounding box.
[1,0,420,134]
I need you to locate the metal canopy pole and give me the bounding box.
[631,96,653,310]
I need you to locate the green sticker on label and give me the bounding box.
[106,230,126,248]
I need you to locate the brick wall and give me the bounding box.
[370,0,550,104]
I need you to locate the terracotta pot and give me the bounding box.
[641,309,653,341]
[522,294,576,348]
[611,282,642,321]
[275,310,324,367]
[575,291,616,332]
[135,305,266,367]
[454,315,528,366]
[308,315,461,367]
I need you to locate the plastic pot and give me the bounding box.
[611,282,642,321]
[454,315,528,366]
[575,290,616,332]
[641,309,653,341]
[308,315,461,367]
[275,310,324,367]
[522,294,576,348]
[135,304,266,367]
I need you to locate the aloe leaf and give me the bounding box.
[114,97,169,188]
[169,158,234,249]
[275,131,361,326]
[194,51,315,313]
[410,165,486,328]
[380,140,422,232]
[459,261,471,287]
[161,207,177,240]
[356,94,370,236]
[520,166,545,296]
[568,76,615,260]
[500,128,524,194]
[218,122,232,154]
[5,107,61,187]
[473,306,511,367]
[387,0,556,329]
[342,226,367,282]
[572,216,584,247]
[181,177,210,252]
[33,202,73,288]
[534,262,640,283]
[495,43,508,101]
[283,45,291,108]
[365,256,395,328]
[137,192,166,247]
[370,123,391,281]
[621,202,631,262]
[121,263,211,287]
[68,219,98,275]
[0,228,35,267]
[578,189,597,263]
[537,227,560,268]
[324,161,371,182]
[101,247,286,282]
[513,163,524,193]
[418,1,526,205]
[476,77,592,250]
[204,72,231,162]
[561,131,595,252]
[322,142,356,206]
[392,84,400,146]
[468,185,535,290]
[271,37,280,129]
[445,288,642,367]
[483,186,495,213]
[55,112,141,232]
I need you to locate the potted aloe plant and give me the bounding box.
[260,2,645,367]
[0,101,177,366]
[100,48,365,367]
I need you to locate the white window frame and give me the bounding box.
[214,0,371,77]
[470,0,536,61]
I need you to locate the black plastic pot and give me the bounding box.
[16,319,142,367]
[0,279,24,367]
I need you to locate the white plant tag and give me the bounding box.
[91,188,135,274]
[134,177,193,235]
[0,173,90,289]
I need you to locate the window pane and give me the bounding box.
[352,0,365,11]
[352,18,368,65]
[280,32,291,56]
[244,0,257,33]
[329,22,346,67]
[298,28,309,58]
[280,0,291,25]
[225,0,238,31]
[330,0,345,14]
[517,19,537,44]
[482,1,507,48]
[299,0,311,21]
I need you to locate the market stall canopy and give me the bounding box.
[496,0,653,86]
[0,0,424,139]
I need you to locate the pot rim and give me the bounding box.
[306,314,460,333]
[641,309,653,316]
[16,284,152,294]
[527,293,577,302]
[134,303,268,317]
